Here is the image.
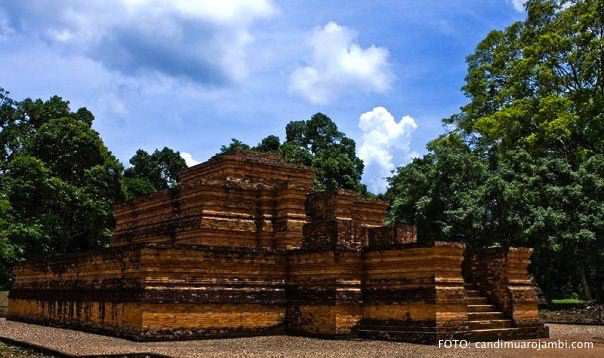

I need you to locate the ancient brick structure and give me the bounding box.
[7,152,548,343]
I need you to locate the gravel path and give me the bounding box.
[0,319,602,357]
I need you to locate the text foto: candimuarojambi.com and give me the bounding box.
[438,339,594,350]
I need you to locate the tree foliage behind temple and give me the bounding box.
[387,0,604,301]
[0,89,193,289]
[0,89,124,288]
[221,113,367,193]
[123,147,187,200]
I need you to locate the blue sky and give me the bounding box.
[0,0,526,192]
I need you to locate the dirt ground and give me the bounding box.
[0,319,603,358]
[541,305,604,325]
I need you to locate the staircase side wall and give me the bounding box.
[466,247,546,328]
[505,248,543,327]
[465,248,510,314]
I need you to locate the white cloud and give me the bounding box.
[180,152,200,167]
[1,0,276,84]
[510,0,527,12]
[289,22,393,104]
[358,106,417,193]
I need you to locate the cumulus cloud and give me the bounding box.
[1,0,275,84]
[180,152,200,167]
[289,22,393,104]
[510,0,527,12]
[358,106,418,193]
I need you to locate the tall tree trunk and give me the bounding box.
[579,264,593,301]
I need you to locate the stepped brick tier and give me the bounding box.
[7,152,549,343]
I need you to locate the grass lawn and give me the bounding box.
[551,298,585,304]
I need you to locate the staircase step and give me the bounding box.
[465,297,488,304]
[467,304,495,312]
[469,319,513,330]
[468,311,504,320]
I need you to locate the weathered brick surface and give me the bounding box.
[0,291,9,317]
[367,224,417,249]
[8,152,547,343]
[360,242,468,338]
[112,152,313,250]
[287,250,363,336]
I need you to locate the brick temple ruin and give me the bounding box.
[7,152,548,343]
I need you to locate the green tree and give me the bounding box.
[0,194,13,289]
[388,0,604,300]
[0,89,123,288]
[122,177,157,201]
[283,113,365,192]
[123,147,187,200]
[220,138,251,154]
[254,135,281,152]
[0,90,94,163]
[387,133,489,244]
[216,114,367,193]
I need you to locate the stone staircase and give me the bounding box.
[465,283,518,340]
[358,283,543,343]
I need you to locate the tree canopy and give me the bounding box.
[283,113,365,192]
[0,90,124,288]
[123,147,187,200]
[219,113,366,193]
[387,0,604,301]
[0,89,189,288]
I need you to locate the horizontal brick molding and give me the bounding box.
[8,152,548,343]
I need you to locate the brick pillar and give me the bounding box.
[286,191,362,337]
[433,242,468,337]
[505,248,542,327]
[273,183,310,250]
